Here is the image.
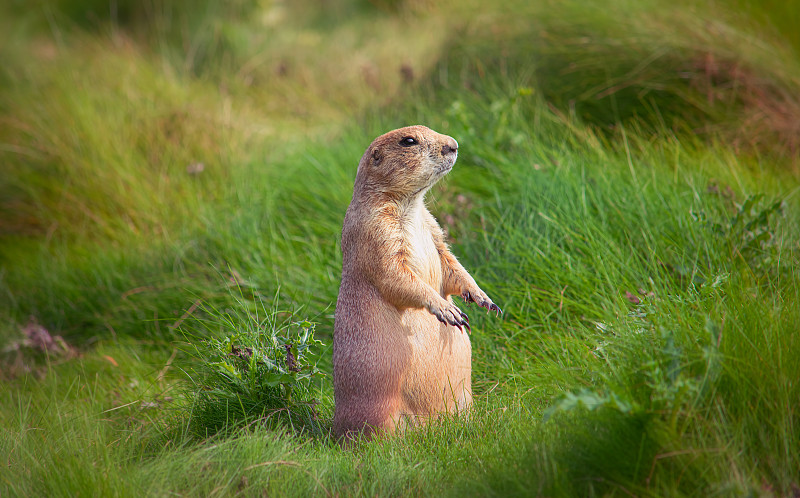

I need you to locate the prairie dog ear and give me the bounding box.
[371,147,382,164]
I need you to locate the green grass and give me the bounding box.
[2,0,800,495]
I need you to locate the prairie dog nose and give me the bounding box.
[442,138,458,156]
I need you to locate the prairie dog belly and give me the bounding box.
[400,309,472,416]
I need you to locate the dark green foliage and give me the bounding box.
[691,193,786,274]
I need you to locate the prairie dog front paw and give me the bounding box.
[461,287,502,316]
[429,299,471,333]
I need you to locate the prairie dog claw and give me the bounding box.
[431,301,471,333]
[461,290,502,317]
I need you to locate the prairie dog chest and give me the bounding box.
[401,207,442,289]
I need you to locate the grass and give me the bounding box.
[179,291,328,438]
[1,0,799,495]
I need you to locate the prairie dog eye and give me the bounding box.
[399,137,418,147]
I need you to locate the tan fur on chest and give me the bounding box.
[399,200,442,291]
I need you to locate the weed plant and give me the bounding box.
[180,288,328,438]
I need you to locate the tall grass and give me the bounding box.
[1,0,799,495]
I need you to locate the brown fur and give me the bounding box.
[333,125,501,440]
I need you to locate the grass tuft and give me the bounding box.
[179,285,329,438]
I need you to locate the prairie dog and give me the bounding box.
[333,125,501,439]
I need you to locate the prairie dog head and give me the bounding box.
[355,125,459,198]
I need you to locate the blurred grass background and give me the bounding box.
[1,0,799,495]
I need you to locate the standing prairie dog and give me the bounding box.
[333,125,501,439]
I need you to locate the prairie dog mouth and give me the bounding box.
[439,154,457,172]
[436,162,454,175]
